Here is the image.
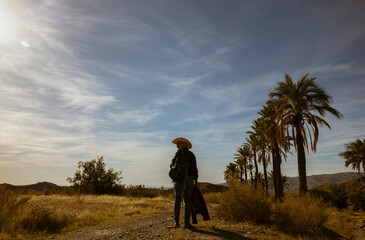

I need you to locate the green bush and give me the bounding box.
[67,156,123,195]
[216,183,271,223]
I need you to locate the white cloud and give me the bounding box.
[107,107,162,125]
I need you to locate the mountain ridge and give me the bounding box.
[2,172,364,193]
[286,171,365,192]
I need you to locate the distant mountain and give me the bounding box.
[314,176,365,193]
[0,181,62,191]
[286,172,365,192]
[197,182,228,193]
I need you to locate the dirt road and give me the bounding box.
[55,210,252,240]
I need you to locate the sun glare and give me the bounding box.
[0,2,16,43]
[0,1,28,47]
[20,40,30,47]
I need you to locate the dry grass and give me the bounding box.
[203,191,223,205]
[273,193,328,234]
[324,207,365,239]
[0,187,173,239]
[215,183,271,223]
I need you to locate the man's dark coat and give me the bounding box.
[191,185,210,224]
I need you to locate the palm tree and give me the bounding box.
[256,172,265,190]
[248,118,271,195]
[247,163,254,185]
[246,134,259,189]
[234,145,250,183]
[268,171,289,191]
[224,162,238,185]
[339,138,365,172]
[234,156,245,183]
[270,74,343,194]
[259,104,290,200]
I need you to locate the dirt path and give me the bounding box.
[53,207,354,240]
[55,210,253,240]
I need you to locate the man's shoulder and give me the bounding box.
[176,148,193,155]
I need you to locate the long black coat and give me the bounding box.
[191,185,210,224]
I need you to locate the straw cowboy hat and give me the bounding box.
[172,137,192,149]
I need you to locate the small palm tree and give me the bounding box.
[246,134,259,188]
[234,145,250,183]
[270,74,343,194]
[330,185,348,210]
[339,138,365,173]
[249,117,271,195]
[234,157,245,183]
[224,162,238,185]
[247,163,254,185]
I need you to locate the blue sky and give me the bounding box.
[1,0,364,187]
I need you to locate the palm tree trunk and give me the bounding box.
[240,166,243,183]
[262,150,269,195]
[274,143,283,198]
[253,149,258,189]
[244,161,248,184]
[296,124,308,195]
[250,170,253,185]
[271,147,278,200]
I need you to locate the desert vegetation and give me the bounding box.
[218,74,364,239]
[205,182,364,239]
[0,186,173,239]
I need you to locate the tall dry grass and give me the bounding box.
[273,193,328,234]
[0,187,173,239]
[215,183,271,223]
[0,187,30,232]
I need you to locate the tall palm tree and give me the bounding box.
[270,74,343,194]
[259,104,290,200]
[224,162,238,185]
[339,138,365,173]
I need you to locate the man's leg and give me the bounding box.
[174,181,183,226]
[184,176,194,225]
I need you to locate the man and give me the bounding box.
[170,137,198,229]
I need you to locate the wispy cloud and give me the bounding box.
[0,1,364,186]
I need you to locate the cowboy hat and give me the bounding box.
[172,137,192,149]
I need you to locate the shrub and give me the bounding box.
[16,203,71,233]
[349,190,365,211]
[215,183,271,223]
[0,187,30,232]
[204,192,223,205]
[329,185,348,210]
[308,189,332,203]
[274,194,328,234]
[123,185,173,198]
[67,156,123,195]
